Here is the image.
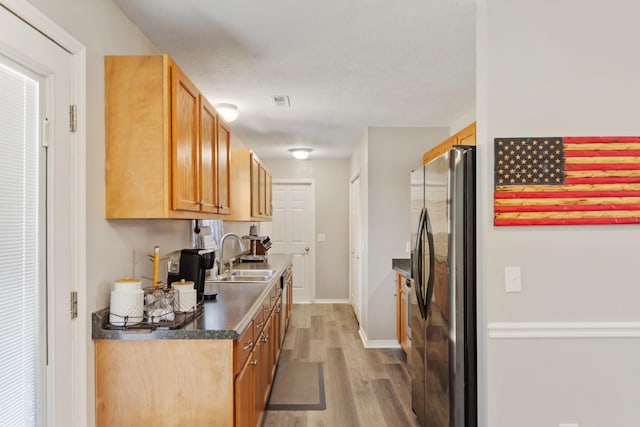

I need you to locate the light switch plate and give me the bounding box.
[505,266,521,292]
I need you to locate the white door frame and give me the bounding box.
[272,178,316,302]
[0,1,87,426]
[349,173,362,323]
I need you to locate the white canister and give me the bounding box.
[113,276,143,293]
[110,277,144,326]
[172,279,197,312]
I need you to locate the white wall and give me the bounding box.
[359,127,450,342]
[449,109,476,136]
[263,158,350,300]
[24,1,194,425]
[478,1,640,425]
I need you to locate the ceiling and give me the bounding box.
[113,0,476,159]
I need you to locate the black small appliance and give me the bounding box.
[175,248,215,297]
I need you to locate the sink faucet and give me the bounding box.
[218,233,246,274]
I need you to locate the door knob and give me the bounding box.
[305,247,310,252]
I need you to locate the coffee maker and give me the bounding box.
[169,248,215,297]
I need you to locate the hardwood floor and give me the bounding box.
[263,304,420,427]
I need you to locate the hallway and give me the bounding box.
[263,304,420,427]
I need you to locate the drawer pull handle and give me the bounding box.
[250,360,258,366]
[243,340,253,350]
[256,321,264,328]
[262,334,269,343]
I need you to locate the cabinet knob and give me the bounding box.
[198,200,204,206]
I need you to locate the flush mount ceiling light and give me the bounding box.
[214,103,239,122]
[289,148,312,160]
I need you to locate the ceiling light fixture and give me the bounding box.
[214,103,239,122]
[289,148,312,160]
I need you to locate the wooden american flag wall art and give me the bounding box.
[494,136,640,226]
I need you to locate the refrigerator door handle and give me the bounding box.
[422,207,436,317]
[412,207,427,318]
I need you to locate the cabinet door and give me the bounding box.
[260,316,272,407]
[250,154,260,217]
[265,170,272,217]
[235,352,255,427]
[217,121,232,215]
[253,337,265,427]
[396,275,402,345]
[171,64,200,212]
[266,311,276,382]
[399,278,407,352]
[199,97,218,213]
[286,272,293,326]
[259,165,267,217]
[272,298,282,374]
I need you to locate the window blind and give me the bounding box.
[0,59,40,426]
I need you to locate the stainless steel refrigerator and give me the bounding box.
[409,146,476,427]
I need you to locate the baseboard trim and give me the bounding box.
[488,321,640,339]
[358,328,401,349]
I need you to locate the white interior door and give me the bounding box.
[349,175,362,323]
[0,5,81,426]
[263,180,315,303]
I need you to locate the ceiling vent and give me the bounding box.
[271,95,290,107]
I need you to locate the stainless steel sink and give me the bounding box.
[213,275,272,283]
[230,269,276,277]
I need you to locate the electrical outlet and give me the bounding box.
[559,423,579,427]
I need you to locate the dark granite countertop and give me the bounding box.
[392,258,411,278]
[92,254,291,341]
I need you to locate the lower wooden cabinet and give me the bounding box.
[234,350,256,427]
[95,274,289,427]
[259,316,272,407]
[285,269,293,328]
[273,299,282,364]
[234,284,283,427]
[95,339,235,426]
[396,274,408,353]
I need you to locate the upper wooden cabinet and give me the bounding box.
[171,64,201,213]
[228,149,272,221]
[422,121,476,165]
[216,120,232,215]
[105,54,231,219]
